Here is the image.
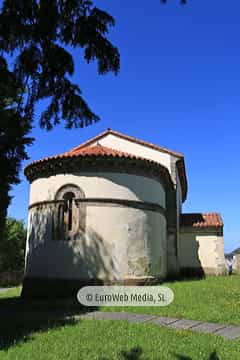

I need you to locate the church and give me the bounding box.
[22,129,226,297]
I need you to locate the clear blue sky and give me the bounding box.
[8,0,240,253]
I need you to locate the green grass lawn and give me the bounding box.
[0,319,240,360]
[101,275,240,325]
[0,276,240,359]
[1,318,240,360]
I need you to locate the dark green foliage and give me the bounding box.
[0,1,119,238]
[0,217,26,272]
[0,58,33,240]
[0,0,119,130]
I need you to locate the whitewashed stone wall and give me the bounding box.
[25,172,167,281]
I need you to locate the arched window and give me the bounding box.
[63,191,75,231]
[53,184,85,241]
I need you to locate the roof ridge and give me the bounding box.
[109,129,184,158]
[70,128,184,158]
[69,129,110,152]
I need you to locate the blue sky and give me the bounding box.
[8,0,240,253]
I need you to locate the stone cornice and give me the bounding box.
[24,155,174,194]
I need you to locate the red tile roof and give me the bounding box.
[24,142,176,187]
[68,143,141,159]
[180,213,223,228]
[24,128,188,201]
[26,143,158,167]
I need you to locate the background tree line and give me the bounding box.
[0,217,26,286]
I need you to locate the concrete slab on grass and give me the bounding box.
[167,319,203,330]
[214,325,240,340]
[150,317,180,326]
[190,322,227,334]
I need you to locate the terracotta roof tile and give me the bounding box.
[26,143,158,169]
[24,128,187,202]
[67,143,138,158]
[180,213,223,228]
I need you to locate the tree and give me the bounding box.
[0,1,120,240]
[0,58,33,241]
[0,217,26,273]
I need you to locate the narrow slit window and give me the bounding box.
[63,192,75,233]
[54,184,86,241]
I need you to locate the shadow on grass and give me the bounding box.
[100,346,143,360]
[100,348,220,360]
[0,295,97,351]
[120,346,143,360]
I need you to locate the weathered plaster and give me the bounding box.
[179,229,225,275]
[29,172,166,208]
